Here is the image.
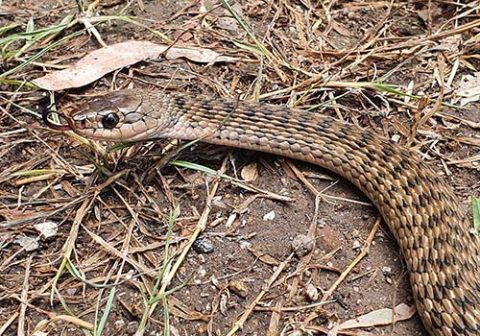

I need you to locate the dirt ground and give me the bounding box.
[1,1,480,336]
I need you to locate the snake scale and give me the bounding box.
[48,89,480,336]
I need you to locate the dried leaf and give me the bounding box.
[456,72,480,106]
[34,221,58,238]
[14,236,39,251]
[33,40,238,90]
[338,303,416,330]
[247,246,280,265]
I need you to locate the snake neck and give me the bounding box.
[156,92,480,336]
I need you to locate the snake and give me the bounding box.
[44,89,480,336]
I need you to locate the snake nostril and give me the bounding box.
[101,113,120,129]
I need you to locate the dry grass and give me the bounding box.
[1,0,480,335]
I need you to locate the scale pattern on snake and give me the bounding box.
[55,89,480,336]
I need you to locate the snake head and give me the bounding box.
[64,90,173,142]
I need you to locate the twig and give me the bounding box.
[321,216,382,302]
[226,253,294,336]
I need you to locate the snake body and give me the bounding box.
[59,89,480,336]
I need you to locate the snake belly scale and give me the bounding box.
[57,89,480,336]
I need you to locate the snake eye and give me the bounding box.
[101,113,119,129]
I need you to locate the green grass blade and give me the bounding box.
[95,287,116,336]
[473,197,480,232]
[0,27,83,78]
[170,160,220,176]
[0,23,21,36]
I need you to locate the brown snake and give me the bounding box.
[47,89,480,336]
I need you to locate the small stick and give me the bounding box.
[226,253,294,336]
[321,216,381,302]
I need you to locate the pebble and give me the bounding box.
[291,234,315,257]
[126,321,139,335]
[306,283,319,301]
[192,237,214,254]
[382,266,393,276]
[263,210,275,221]
[352,240,362,250]
[197,266,207,278]
[382,266,394,284]
[391,134,401,143]
[228,279,249,298]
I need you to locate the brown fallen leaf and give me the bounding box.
[338,303,416,330]
[33,40,238,91]
[247,246,280,266]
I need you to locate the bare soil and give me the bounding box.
[1,1,479,336]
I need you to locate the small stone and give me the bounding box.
[126,321,139,335]
[263,210,275,221]
[228,279,249,298]
[352,240,362,250]
[391,134,401,143]
[193,237,214,254]
[197,266,207,278]
[305,283,319,301]
[382,266,393,276]
[291,234,315,257]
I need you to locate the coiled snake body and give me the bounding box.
[55,89,480,336]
